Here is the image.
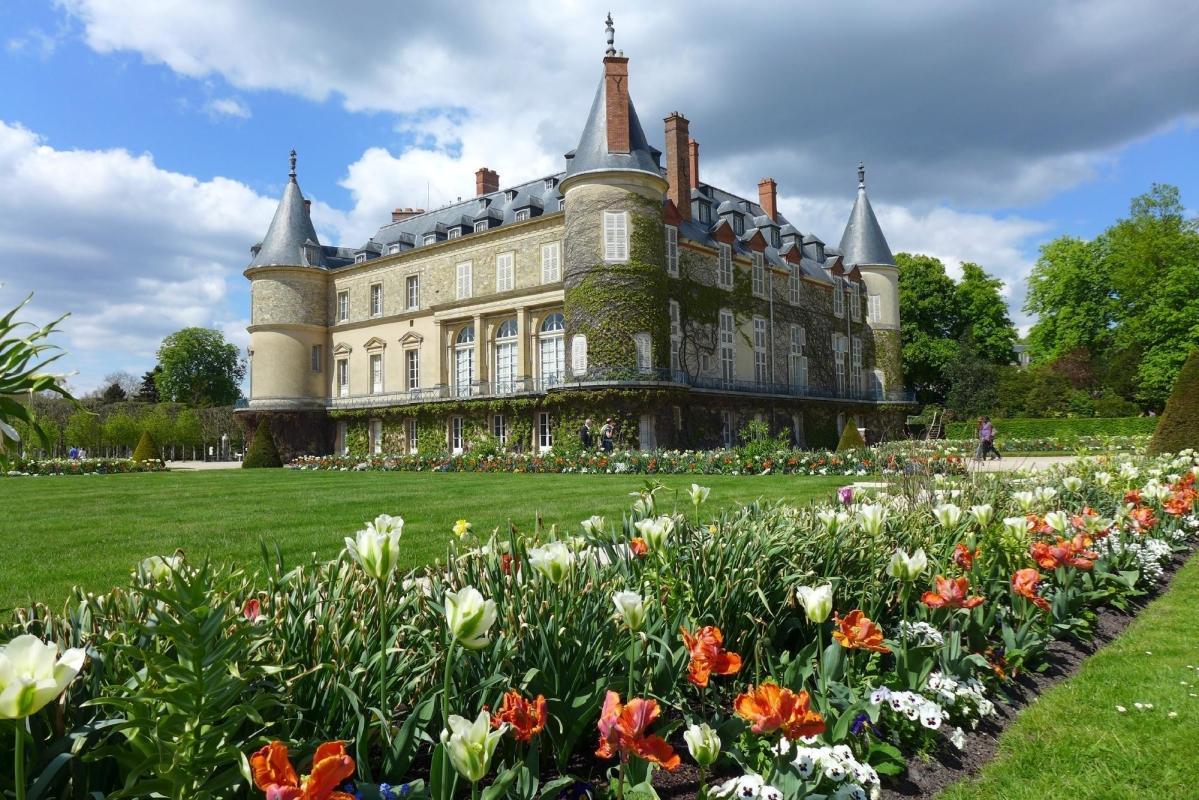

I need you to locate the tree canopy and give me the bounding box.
[154,328,245,407]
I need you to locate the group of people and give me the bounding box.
[976,416,1001,461]
[579,417,617,453]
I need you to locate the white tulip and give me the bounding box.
[444,587,497,650]
[932,503,963,528]
[528,541,574,584]
[684,722,721,767]
[633,516,674,552]
[580,515,607,536]
[440,710,506,783]
[688,483,712,508]
[1062,476,1083,492]
[795,583,834,624]
[1002,516,1030,539]
[818,509,851,535]
[968,504,994,527]
[612,591,647,631]
[1044,510,1069,533]
[139,555,181,583]
[888,548,927,581]
[1035,487,1058,504]
[1094,471,1113,487]
[856,504,888,536]
[345,515,405,581]
[1012,491,1036,512]
[0,635,86,719]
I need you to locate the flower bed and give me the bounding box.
[287,442,967,477]
[3,456,168,476]
[5,450,1198,800]
[935,435,1148,455]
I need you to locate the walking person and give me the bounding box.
[580,417,595,449]
[980,416,1001,461]
[600,417,615,453]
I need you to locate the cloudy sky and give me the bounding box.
[2,0,1198,392]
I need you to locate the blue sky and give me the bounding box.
[1,0,1197,393]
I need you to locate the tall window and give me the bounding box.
[406,275,420,310]
[541,242,561,283]
[790,325,808,389]
[496,252,514,292]
[867,294,882,324]
[851,336,863,394]
[752,316,768,383]
[406,419,418,453]
[336,358,349,397]
[370,283,383,316]
[850,283,861,321]
[537,412,553,450]
[833,334,847,394]
[539,312,565,386]
[789,264,801,305]
[665,225,679,277]
[832,279,845,318]
[450,416,464,453]
[571,335,588,376]
[369,353,383,394]
[494,319,517,393]
[603,211,629,262]
[718,309,735,381]
[369,419,382,455]
[751,253,766,297]
[456,262,472,300]
[669,300,681,374]
[311,344,323,373]
[336,421,348,455]
[454,325,475,397]
[405,349,420,391]
[717,244,733,289]
[337,291,349,322]
[720,409,733,448]
[493,414,508,446]
[634,333,652,372]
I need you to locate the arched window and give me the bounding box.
[539,313,565,386]
[494,319,518,393]
[454,324,475,397]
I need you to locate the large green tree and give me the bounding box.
[1024,236,1116,363]
[896,253,963,400]
[154,328,245,406]
[956,262,1017,364]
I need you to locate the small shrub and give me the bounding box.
[242,424,282,468]
[1149,349,1199,455]
[131,430,157,462]
[835,422,866,451]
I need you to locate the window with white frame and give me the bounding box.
[634,332,652,372]
[355,253,368,264]
[388,243,400,254]
[720,409,733,448]
[603,211,629,262]
[450,416,464,453]
[752,316,768,383]
[751,252,766,297]
[336,421,348,455]
[406,418,418,454]
[537,411,553,451]
[514,208,530,222]
[337,291,349,322]
[447,227,461,239]
[405,349,420,391]
[406,275,420,310]
[789,264,801,305]
[370,283,383,317]
[833,334,847,394]
[454,325,475,397]
[718,309,736,380]
[851,336,863,394]
[665,225,679,277]
[493,414,508,445]
[473,220,488,233]
[867,293,882,324]
[369,418,382,455]
[369,353,383,394]
[669,300,681,374]
[833,279,845,318]
[336,358,349,397]
[850,283,861,321]
[494,319,517,393]
[540,242,561,283]
[539,313,565,386]
[496,252,514,292]
[422,233,437,246]
[790,325,808,389]
[311,344,323,373]
[456,262,472,300]
[717,243,733,289]
[558,198,566,211]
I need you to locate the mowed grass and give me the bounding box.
[0,469,845,610]
[938,552,1199,800]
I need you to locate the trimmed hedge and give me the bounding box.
[130,431,157,462]
[1149,349,1199,455]
[945,416,1158,440]
[242,424,282,469]
[835,423,867,451]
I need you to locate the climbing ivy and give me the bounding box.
[669,246,756,373]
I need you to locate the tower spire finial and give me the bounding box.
[289,149,297,182]
[857,161,865,190]
[604,12,615,56]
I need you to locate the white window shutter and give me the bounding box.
[572,334,588,376]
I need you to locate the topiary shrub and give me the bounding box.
[1148,349,1199,455]
[242,424,282,468]
[836,422,867,452]
[131,430,157,462]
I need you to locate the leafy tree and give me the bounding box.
[137,367,162,402]
[104,411,140,456]
[142,405,174,459]
[1024,237,1116,364]
[896,253,963,401]
[154,329,245,406]
[64,409,102,452]
[174,408,203,459]
[103,370,141,398]
[100,381,127,403]
[955,262,1017,364]
[944,343,999,419]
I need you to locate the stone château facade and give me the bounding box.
[237,18,913,459]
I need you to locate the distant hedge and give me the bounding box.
[242,424,282,469]
[944,416,1158,440]
[1149,349,1199,455]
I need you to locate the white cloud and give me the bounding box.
[202,97,250,120]
[0,120,274,392]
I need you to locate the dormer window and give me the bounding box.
[387,243,400,255]
[422,233,437,246]
[544,178,556,191]
[697,202,712,225]
[557,198,566,211]
[515,208,531,222]
[447,228,462,239]
[505,189,518,202]
[354,253,368,264]
[305,244,321,265]
[771,229,781,248]
[732,215,745,236]
[474,220,489,233]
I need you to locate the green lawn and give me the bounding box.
[1,469,845,610]
[938,551,1199,799]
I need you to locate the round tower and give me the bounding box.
[560,15,670,375]
[839,163,902,394]
[244,150,330,408]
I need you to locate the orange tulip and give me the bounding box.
[680,625,743,687]
[491,689,548,742]
[831,610,891,654]
[1029,537,1096,571]
[250,741,356,800]
[629,538,649,557]
[952,543,977,571]
[1129,506,1158,531]
[921,575,985,609]
[595,691,680,770]
[733,682,826,740]
[1011,568,1050,612]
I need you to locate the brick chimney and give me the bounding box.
[603,54,631,154]
[303,199,312,214]
[758,178,778,222]
[664,113,691,221]
[688,138,700,190]
[475,168,499,196]
[391,207,425,223]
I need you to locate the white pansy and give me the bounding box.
[949,727,966,750]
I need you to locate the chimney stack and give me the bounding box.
[391,207,425,223]
[664,113,691,221]
[603,54,631,154]
[688,138,700,190]
[475,168,499,196]
[757,178,778,222]
[303,199,312,214]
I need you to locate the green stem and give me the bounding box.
[698,765,707,800]
[378,578,387,718]
[617,759,626,800]
[471,781,480,800]
[443,640,456,731]
[628,632,637,698]
[14,720,25,800]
